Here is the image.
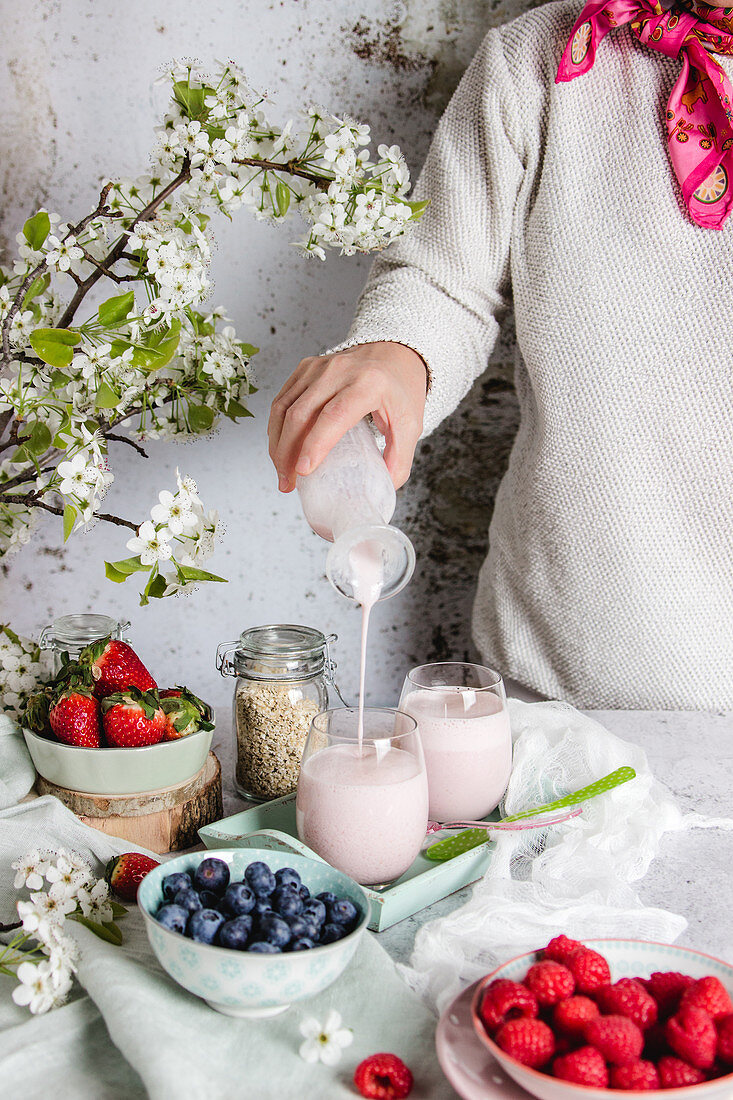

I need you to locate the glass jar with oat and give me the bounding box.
[216,624,343,803]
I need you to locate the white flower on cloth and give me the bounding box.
[44,850,94,897]
[11,850,50,891]
[11,961,58,1015]
[298,1010,353,1066]
[77,879,113,923]
[126,519,173,565]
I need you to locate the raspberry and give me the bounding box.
[524,961,575,1006]
[666,1004,717,1069]
[584,1014,644,1065]
[552,1046,609,1087]
[609,1059,661,1090]
[353,1054,413,1099]
[495,1018,555,1068]
[567,948,611,993]
[478,978,538,1033]
[553,995,600,1035]
[717,1013,733,1063]
[543,934,584,965]
[657,1055,705,1087]
[680,976,733,1022]
[594,977,658,1029]
[646,971,695,1018]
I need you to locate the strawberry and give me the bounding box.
[657,1055,705,1087]
[495,1018,555,1067]
[105,853,160,901]
[594,977,658,1029]
[101,688,166,747]
[552,1046,608,1087]
[665,1004,717,1069]
[525,961,575,1006]
[48,683,102,747]
[680,976,733,1022]
[584,1014,644,1065]
[609,1059,661,1090]
[158,686,214,741]
[479,979,538,1033]
[80,637,156,698]
[353,1053,413,1099]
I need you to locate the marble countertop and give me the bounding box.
[211,707,733,968]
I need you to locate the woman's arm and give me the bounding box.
[269,28,526,491]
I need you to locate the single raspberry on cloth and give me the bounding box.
[666,1004,717,1069]
[553,995,600,1035]
[594,977,658,1029]
[584,1014,644,1065]
[717,1013,733,1063]
[646,971,695,1018]
[566,948,611,993]
[680,976,733,1021]
[478,978,538,1033]
[495,1018,555,1068]
[657,1055,705,1087]
[353,1054,413,1099]
[543,934,584,965]
[524,960,575,1006]
[609,1059,661,1090]
[552,1045,609,1087]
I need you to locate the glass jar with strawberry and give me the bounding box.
[39,614,131,676]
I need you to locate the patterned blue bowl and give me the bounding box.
[138,848,369,1017]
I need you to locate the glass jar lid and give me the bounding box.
[218,624,334,681]
[40,614,130,650]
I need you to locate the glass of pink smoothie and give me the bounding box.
[399,662,512,823]
[296,707,428,888]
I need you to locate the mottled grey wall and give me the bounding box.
[0,0,528,707]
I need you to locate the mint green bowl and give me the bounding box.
[22,725,213,795]
[138,848,369,1017]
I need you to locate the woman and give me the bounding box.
[268,0,733,710]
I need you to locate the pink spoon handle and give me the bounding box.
[425,806,582,836]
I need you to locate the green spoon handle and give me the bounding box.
[424,765,636,862]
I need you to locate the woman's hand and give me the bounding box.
[267,341,428,492]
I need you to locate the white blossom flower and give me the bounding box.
[56,452,99,496]
[12,850,50,891]
[45,851,93,897]
[12,961,57,1015]
[298,1011,353,1065]
[126,520,173,565]
[77,879,113,923]
[150,489,198,534]
[45,234,83,273]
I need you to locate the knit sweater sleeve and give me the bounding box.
[330,28,527,436]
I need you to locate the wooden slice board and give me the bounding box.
[36,751,223,853]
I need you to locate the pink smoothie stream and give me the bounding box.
[401,686,512,822]
[296,742,429,885]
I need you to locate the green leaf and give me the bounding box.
[187,403,215,432]
[105,555,150,576]
[95,380,120,409]
[139,564,161,607]
[275,182,291,217]
[109,900,129,919]
[224,399,253,421]
[407,199,430,220]
[178,565,227,583]
[104,562,130,583]
[63,503,76,542]
[70,914,123,946]
[131,320,181,372]
[172,81,215,120]
[29,327,81,368]
[18,419,52,456]
[144,574,169,602]
[22,273,51,310]
[98,290,135,327]
[23,210,51,251]
[238,342,259,357]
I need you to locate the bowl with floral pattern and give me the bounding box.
[138,847,369,1017]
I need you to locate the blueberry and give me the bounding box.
[156,903,189,934]
[245,861,276,898]
[316,891,337,907]
[253,897,274,919]
[272,886,303,919]
[287,914,318,940]
[258,913,291,948]
[199,889,226,912]
[298,884,311,902]
[274,867,301,891]
[302,899,326,928]
[193,857,230,896]
[328,898,359,927]
[187,908,226,944]
[291,937,315,951]
[248,941,280,953]
[162,871,192,901]
[223,882,256,916]
[320,922,347,944]
[217,915,253,950]
[173,888,203,914]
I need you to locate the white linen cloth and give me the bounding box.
[0,714,36,810]
[0,791,457,1100]
[398,700,733,1014]
[330,0,733,710]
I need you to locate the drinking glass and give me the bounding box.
[398,662,511,823]
[295,707,428,888]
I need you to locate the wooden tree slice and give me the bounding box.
[37,751,223,853]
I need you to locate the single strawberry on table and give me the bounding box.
[79,636,156,698]
[102,688,166,747]
[106,852,160,901]
[158,686,214,741]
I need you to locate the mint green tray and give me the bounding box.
[198,795,499,932]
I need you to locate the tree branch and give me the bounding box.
[234,156,331,190]
[106,432,148,458]
[78,247,138,284]
[1,493,138,531]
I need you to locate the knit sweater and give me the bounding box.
[334,0,733,710]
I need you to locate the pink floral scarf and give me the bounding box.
[557,0,733,228]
